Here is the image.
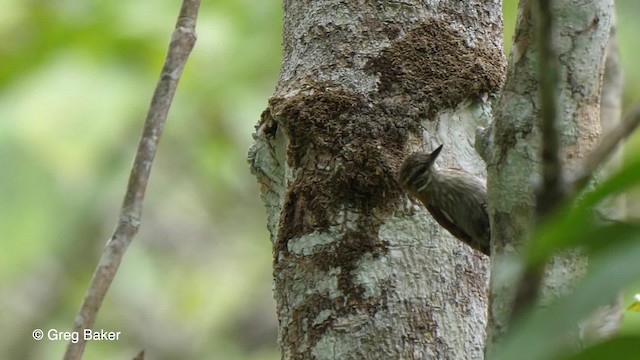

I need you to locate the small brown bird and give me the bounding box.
[398,145,490,255]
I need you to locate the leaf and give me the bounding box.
[489,239,640,360]
[526,158,640,265]
[628,294,640,313]
[552,336,640,360]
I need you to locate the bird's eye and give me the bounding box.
[405,163,425,183]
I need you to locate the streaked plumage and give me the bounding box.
[398,145,490,255]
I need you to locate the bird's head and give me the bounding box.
[397,144,443,192]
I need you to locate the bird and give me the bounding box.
[397,144,490,255]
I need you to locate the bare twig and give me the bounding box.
[535,0,563,218]
[510,0,561,323]
[572,101,640,191]
[63,1,200,359]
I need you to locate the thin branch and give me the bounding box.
[63,1,201,359]
[535,0,563,218]
[572,101,640,191]
[510,0,562,323]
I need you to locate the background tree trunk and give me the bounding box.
[485,0,614,349]
[249,0,504,358]
[578,12,625,345]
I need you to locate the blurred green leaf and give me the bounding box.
[553,336,640,360]
[526,158,640,265]
[490,239,640,360]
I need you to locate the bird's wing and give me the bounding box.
[426,203,489,256]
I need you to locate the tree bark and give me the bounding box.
[599,13,624,221]
[249,0,504,358]
[485,0,613,350]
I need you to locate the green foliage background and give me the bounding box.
[0,1,638,359]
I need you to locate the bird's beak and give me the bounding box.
[428,144,443,161]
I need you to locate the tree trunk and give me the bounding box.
[485,0,614,349]
[249,0,504,358]
[578,12,624,345]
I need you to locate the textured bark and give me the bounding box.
[599,15,625,221]
[486,0,613,350]
[249,0,504,358]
